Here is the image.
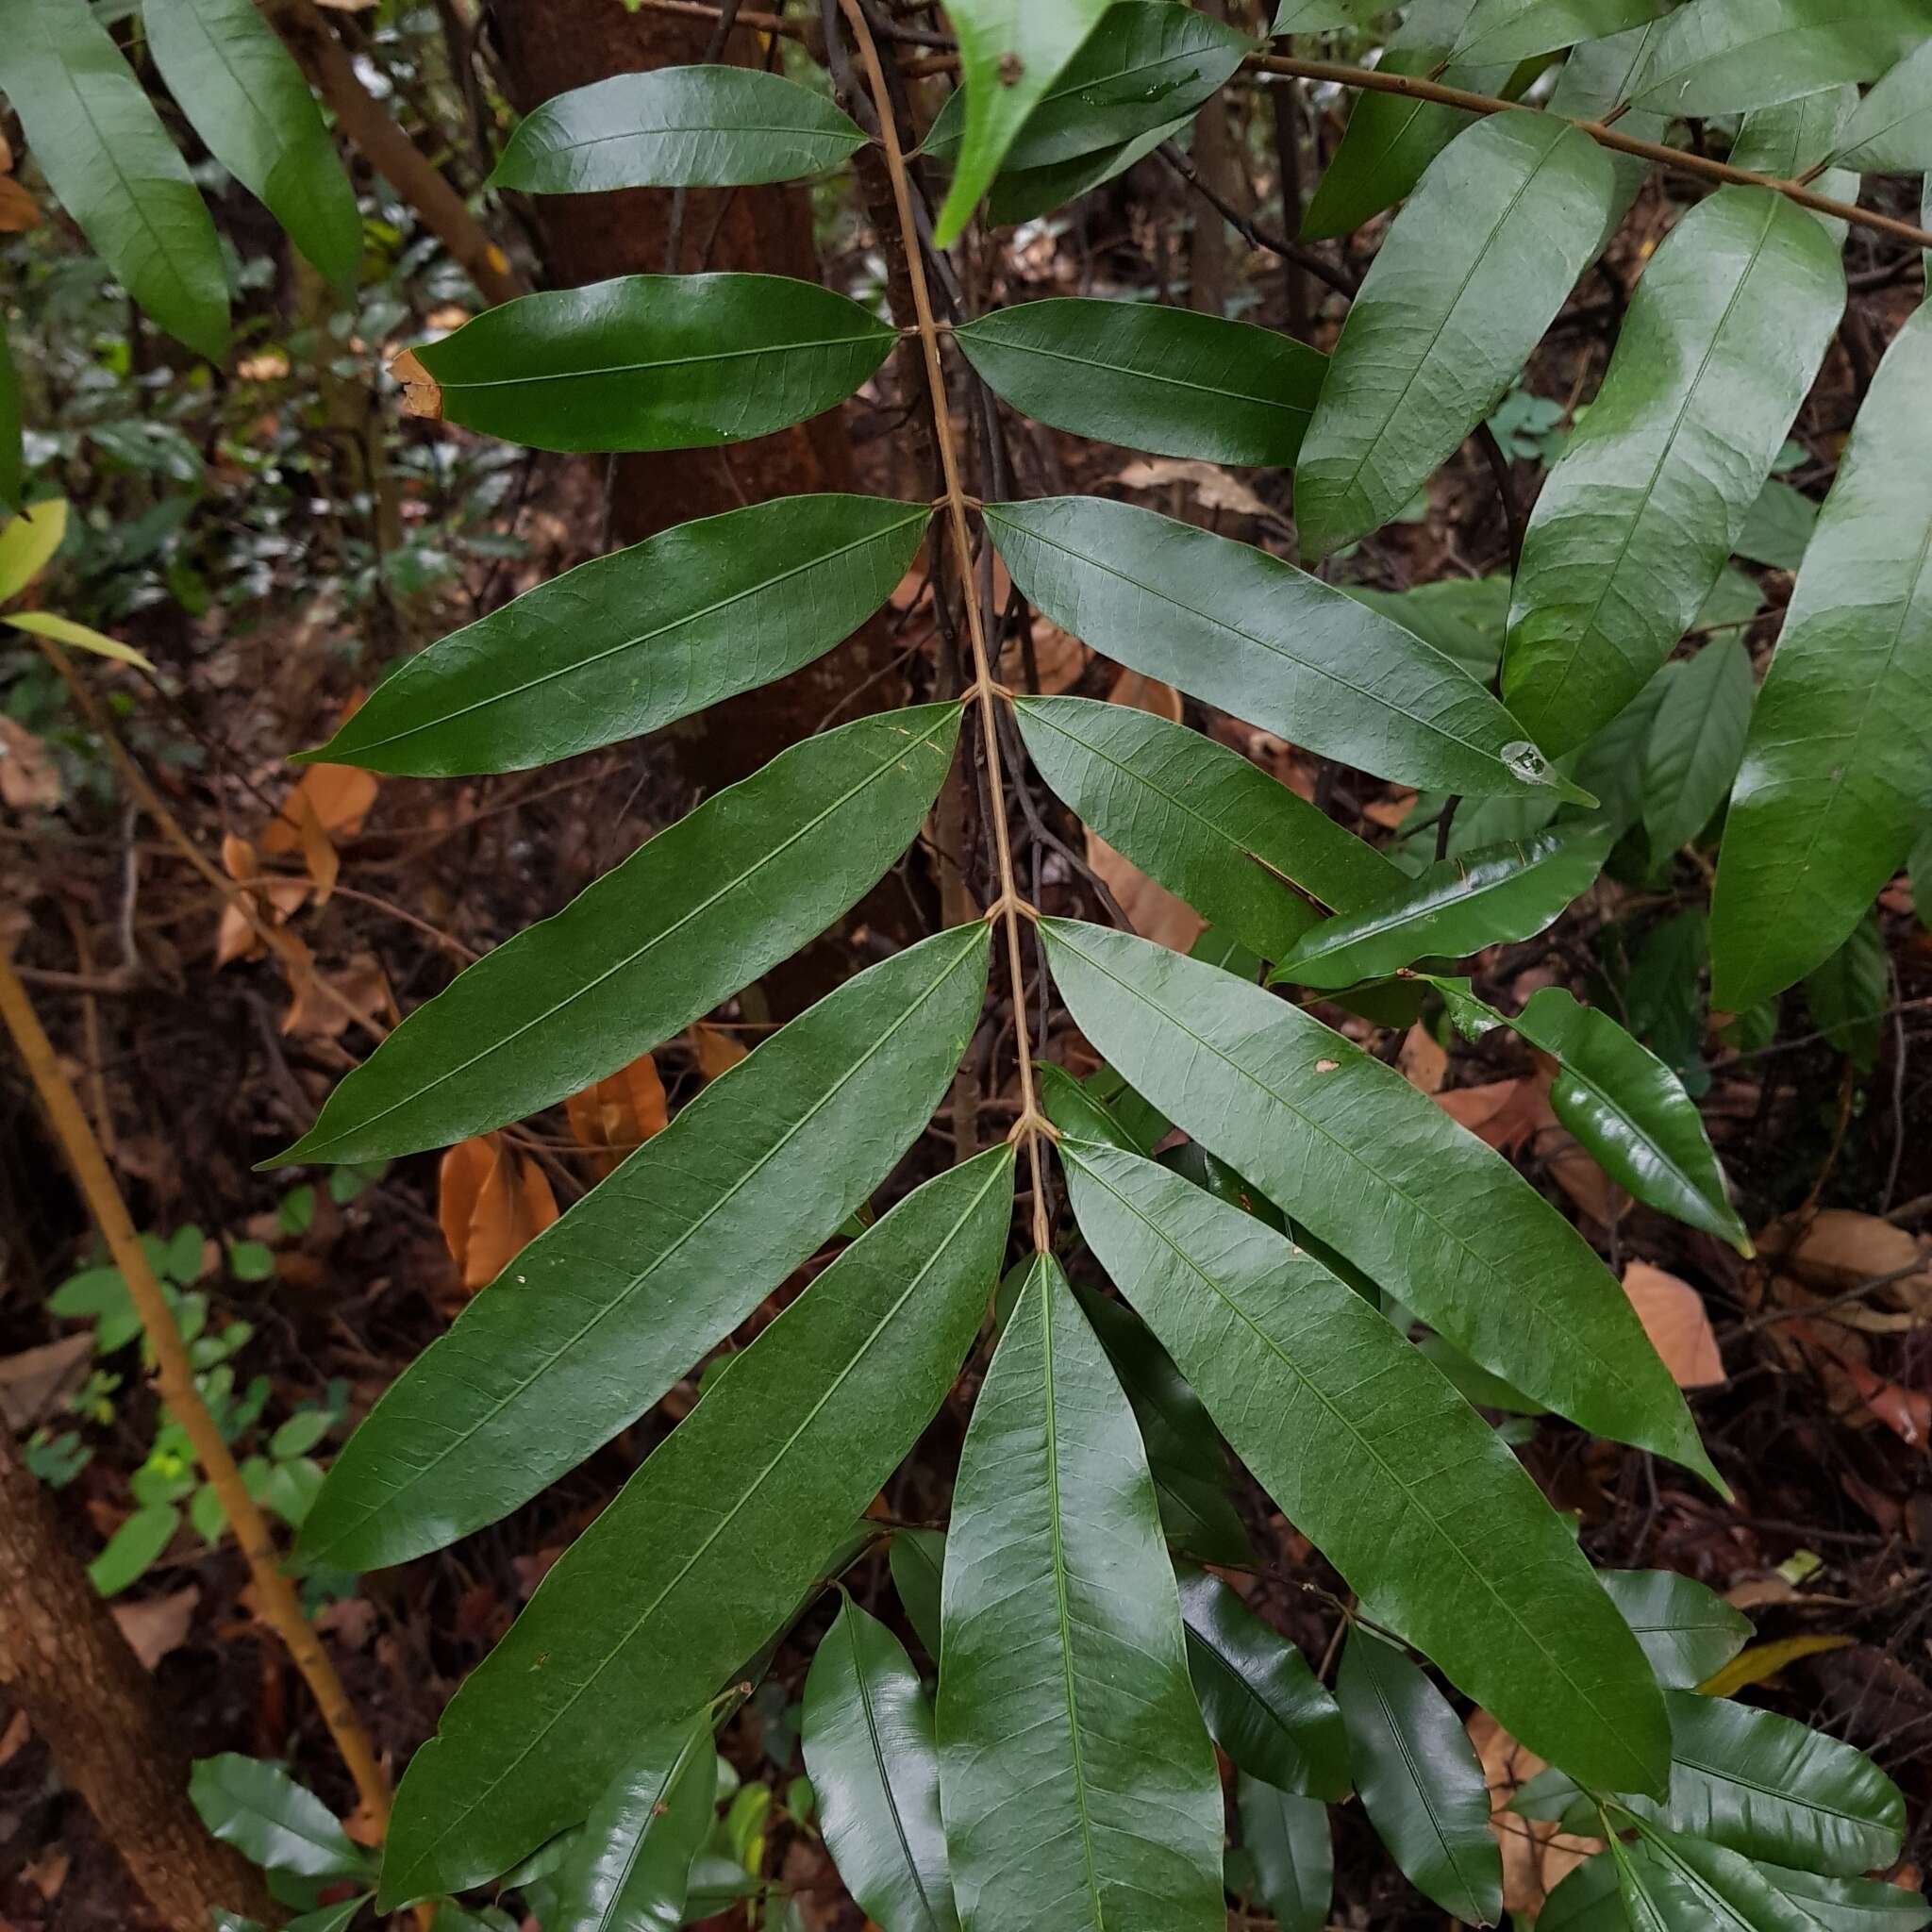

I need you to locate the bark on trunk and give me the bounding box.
[0,1431,280,1932]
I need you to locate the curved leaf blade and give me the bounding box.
[804,1597,958,1932]
[1044,919,1717,1487]
[299,924,991,1573]
[491,65,864,192]
[279,702,962,1165]
[1274,822,1614,989]
[1337,1629,1502,1924]
[1061,1138,1672,1796]
[411,273,897,454]
[1452,0,1674,64]
[1711,303,1932,1011]
[144,0,362,289]
[1296,113,1616,559]
[1642,639,1754,862]
[308,495,928,776]
[190,1756,374,1881]
[989,496,1583,799]
[1756,1863,1932,1931]
[1834,40,1932,171]
[553,1718,714,1932]
[1513,987,1749,1249]
[1601,1571,1753,1689]
[1014,693,1402,963]
[1238,1776,1332,1932]
[5,610,154,671]
[1541,1854,1627,1932]
[889,1528,946,1662]
[937,1255,1225,1932]
[956,299,1324,468]
[1623,1820,1824,1930]
[378,1147,1014,1907]
[0,0,228,359]
[1504,189,1845,755]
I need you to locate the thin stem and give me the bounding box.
[836,0,1056,1251]
[0,952,393,1831]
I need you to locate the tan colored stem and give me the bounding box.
[262,0,525,306]
[836,0,1056,1251]
[0,951,393,1833]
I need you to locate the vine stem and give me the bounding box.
[0,949,395,1835]
[835,0,1057,1253]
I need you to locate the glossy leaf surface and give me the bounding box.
[1046,921,1714,1487]
[937,1256,1224,1932]
[1711,303,1932,1011]
[1176,1566,1350,1801]
[1601,1571,1753,1689]
[934,0,1115,243]
[1756,1864,1932,1931]
[1622,1821,1822,1931]
[144,0,361,289]
[491,65,864,192]
[1015,694,1400,962]
[1239,1777,1332,1932]
[1062,1138,1673,1795]
[308,496,927,776]
[301,924,990,1572]
[1337,1630,1502,1924]
[890,1529,945,1663]
[190,1757,374,1881]
[1274,822,1613,989]
[1513,988,1748,1250]
[0,0,228,359]
[1504,189,1844,754]
[411,274,896,454]
[282,702,961,1165]
[955,300,1324,467]
[990,497,1580,799]
[1834,40,1932,171]
[1296,113,1614,559]
[1453,0,1672,62]
[804,1598,957,1932]
[552,1718,713,1932]
[379,1148,1013,1907]
[1642,639,1754,861]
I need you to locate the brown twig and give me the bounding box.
[0,951,393,1833]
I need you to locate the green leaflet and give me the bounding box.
[1014,694,1401,962]
[1619,1692,1908,1875]
[1296,113,1615,559]
[983,116,1191,226]
[552,1718,714,1932]
[1633,0,1932,118]
[1548,20,1674,227]
[925,3,1250,177]
[937,1256,1225,1932]
[933,0,1115,244]
[1274,821,1614,989]
[1337,1630,1502,1924]
[0,325,18,515]
[1273,0,1381,29]
[298,924,990,1573]
[988,497,1584,800]
[307,496,928,776]
[1732,86,1860,246]
[1600,1571,1752,1689]
[378,1147,1013,1907]
[1237,1777,1332,1932]
[888,1528,945,1662]
[954,300,1325,468]
[491,65,865,192]
[1834,40,1932,171]
[1541,1855,1627,1932]
[1756,1863,1932,1931]
[1503,189,1845,755]
[1806,913,1890,1072]
[190,1756,375,1881]
[1344,575,1509,685]
[278,702,962,1165]
[1061,1139,1672,1796]
[214,1904,372,1932]
[1622,1819,1824,1931]
[143,0,361,290]
[1452,0,1674,63]
[409,274,897,454]
[0,0,227,360]
[1642,638,1753,863]
[803,1598,958,1932]
[1735,477,1819,571]
[1044,921,1716,1490]
[1175,1565,1350,1801]
[1512,986,1749,1249]
[1711,303,1932,1011]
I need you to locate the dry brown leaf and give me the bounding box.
[390,347,443,418]
[1467,1710,1603,1918]
[1839,1357,1932,1449]
[565,1051,668,1176]
[24,1846,71,1901]
[0,1708,29,1769]
[282,948,387,1040]
[261,759,379,856]
[1103,666,1183,724]
[692,1022,748,1080]
[0,1332,92,1429]
[1398,1023,1449,1093]
[0,716,60,808]
[1433,1074,1556,1155]
[1623,1261,1725,1388]
[0,133,14,175]
[1762,1208,1932,1313]
[439,1134,559,1290]
[1725,1574,1810,1610]
[1361,789,1418,831]
[438,1138,496,1271]
[1082,669,1203,950]
[0,175,42,232]
[1546,1128,1625,1231]
[999,615,1089,695]
[1115,457,1273,523]
[111,1585,199,1670]
[221,833,258,881]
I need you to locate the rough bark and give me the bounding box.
[0,1431,280,1932]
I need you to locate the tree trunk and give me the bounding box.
[0,1431,280,1932]
[488,0,927,1008]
